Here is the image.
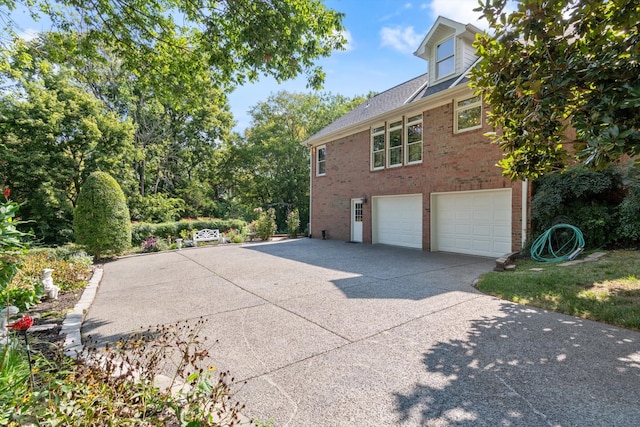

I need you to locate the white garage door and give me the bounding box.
[373,194,422,248]
[432,189,511,257]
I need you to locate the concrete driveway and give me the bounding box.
[83,239,640,426]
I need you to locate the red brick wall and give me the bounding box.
[310,100,525,252]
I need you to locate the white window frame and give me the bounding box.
[387,119,403,168]
[454,95,483,133]
[405,114,423,165]
[371,124,385,171]
[436,37,455,80]
[316,145,326,176]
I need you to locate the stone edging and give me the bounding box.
[61,267,103,358]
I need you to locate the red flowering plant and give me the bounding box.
[7,315,33,331]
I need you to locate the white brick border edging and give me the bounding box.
[61,267,103,358]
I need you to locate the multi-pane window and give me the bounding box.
[354,202,363,222]
[387,120,403,167]
[370,115,423,170]
[371,125,385,170]
[436,37,454,79]
[316,145,326,176]
[455,95,482,133]
[405,114,423,164]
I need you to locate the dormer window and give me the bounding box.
[436,37,455,79]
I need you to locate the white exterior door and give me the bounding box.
[351,198,363,242]
[431,189,512,257]
[372,194,422,248]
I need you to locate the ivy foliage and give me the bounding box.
[74,171,131,259]
[472,0,640,180]
[530,167,638,248]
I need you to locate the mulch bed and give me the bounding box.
[26,289,84,359]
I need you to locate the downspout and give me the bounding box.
[522,180,528,247]
[309,145,313,237]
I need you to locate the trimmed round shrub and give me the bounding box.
[74,171,131,258]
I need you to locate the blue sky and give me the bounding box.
[6,0,488,133]
[229,0,488,132]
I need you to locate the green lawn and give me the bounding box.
[476,250,640,331]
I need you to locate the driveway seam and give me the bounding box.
[183,253,355,343]
[235,293,487,383]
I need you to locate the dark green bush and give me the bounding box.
[531,167,624,248]
[128,193,186,223]
[74,171,131,259]
[618,171,640,242]
[131,219,247,246]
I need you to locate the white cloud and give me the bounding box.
[341,29,354,52]
[428,0,487,29]
[18,28,39,41]
[380,26,423,54]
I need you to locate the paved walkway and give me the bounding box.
[84,239,640,426]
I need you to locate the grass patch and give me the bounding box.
[476,250,640,331]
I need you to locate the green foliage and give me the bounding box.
[531,167,624,248]
[2,0,346,90]
[0,341,32,416]
[255,208,277,241]
[618,170,640,242]
[74,172,131,259]
[14,250,92,293]
[2,319,246,426]
[472,0,640,179]
[0,191,29,309]
[130,219,247,246]
[129,193,186,223]
[220,91,368,230]
[286,209,300,238]
[0,42,135,245]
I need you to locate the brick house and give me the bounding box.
[303,16,530,258]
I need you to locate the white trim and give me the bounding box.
[405,113,423,165]
[316,145,327,176]
[371,124,386,171]
[435,36,456,82]
[454,94,482,133]
[430,188,512,257]
[304,84,473,147]
[309,146,313,236]
[386,119,403,168]
[522,180,528,246]
[450,57,481,88]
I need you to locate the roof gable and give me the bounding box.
[413,16,481,61]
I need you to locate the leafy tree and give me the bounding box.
[472,0,640,180]
[1,0,346,90]
[223,91,368,229]
[74,171,131,259]
[0,41,135,244]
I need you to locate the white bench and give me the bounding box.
[192,229,220,245]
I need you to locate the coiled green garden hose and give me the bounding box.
[530,224,586,263]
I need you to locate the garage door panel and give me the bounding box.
[433,190,512,257]
[374,195,422,249]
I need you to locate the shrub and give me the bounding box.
[618,174,640,242]
[129,193,186,223]
[286,209,300,238]
[255,208,277,241]
[2,319,246,426]
[130,219,247,246]
[74,172,131,259]
[531,167,624,248]
[0,188,29,310]
[1,248,93,311]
